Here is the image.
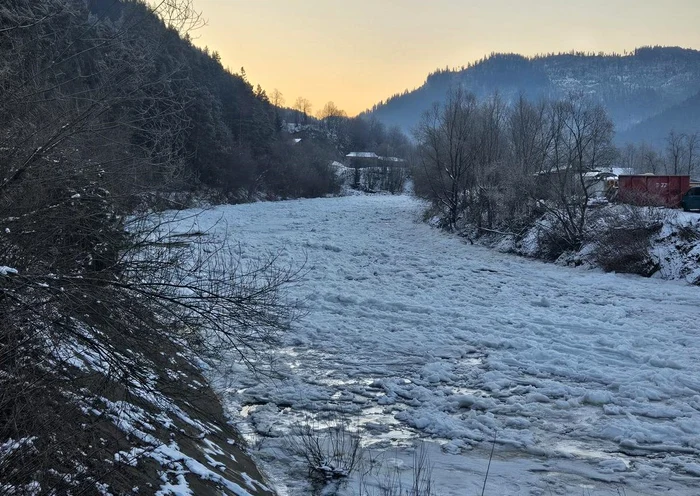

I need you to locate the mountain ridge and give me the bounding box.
[367,46,700,145]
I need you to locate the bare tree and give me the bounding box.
[665,131,686,175]
[415,88,478,229]
[316,101,348,145]
[503,96,552,222]
[639,143,663,174]
[685,132,698,175]
[270,88,285,108]
[473,93,508,228]
[316,101,347,120]
[620,143,638,172]
[537,95,616,250]
[293,96,313,124]
[509,95,551,175]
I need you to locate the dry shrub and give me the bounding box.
[675,223,700,243]
[536,224,578,261]
[358,443,434,496]
[592,207,663,276]
[286,417,363,485]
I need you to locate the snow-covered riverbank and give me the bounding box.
[173,194,700,495]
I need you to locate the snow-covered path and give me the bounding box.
[180,194,700,495]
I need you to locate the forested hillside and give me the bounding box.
[619,90,700,146]
[0,1,316,493]
[369,47,700,146]
[0,0,354,208]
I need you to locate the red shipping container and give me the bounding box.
[618,175,691,207]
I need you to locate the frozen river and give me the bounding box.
[176,194,700,495]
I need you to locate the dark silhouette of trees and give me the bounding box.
[0,1,304,492]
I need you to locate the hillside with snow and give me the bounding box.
[369,47,700,145]
[474,204,700,286]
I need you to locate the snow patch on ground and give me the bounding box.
[0,265,18,275]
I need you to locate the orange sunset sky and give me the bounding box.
[192,0,700,116]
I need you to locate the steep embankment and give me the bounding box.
[0,1,284,492]
[0,262,277,496]
[62,329,276,495]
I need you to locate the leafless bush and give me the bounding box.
[358,443,434,496]
[673,222,700,243]
[591,207,663,276]
[1,187,301,494]
[534,221,578,261]
[266,140,342,199]
[285,415,363,494]
[385,167,409,194]
[123,214,304,367]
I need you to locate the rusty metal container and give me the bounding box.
[618,175,691,207]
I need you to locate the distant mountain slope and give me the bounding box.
[368,47,700,143]
[619,90,700,146]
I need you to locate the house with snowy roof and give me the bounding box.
[344,152,409,191]
[345,152,407,169]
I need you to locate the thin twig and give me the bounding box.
[481,431,497,496]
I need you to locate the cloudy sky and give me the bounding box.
[193,0,700,116]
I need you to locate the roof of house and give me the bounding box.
[345,152,407,163]
[346,152,380,159]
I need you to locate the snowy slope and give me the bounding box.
[490,205,700,286]
[174,194,700,495]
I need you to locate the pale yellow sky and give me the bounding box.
[192,0,700,116]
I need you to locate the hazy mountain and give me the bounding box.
[367,47,700,145]
[618,90,700,146]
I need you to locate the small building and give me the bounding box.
[345,152,408,168]
[344,152,409,191]
[583,171,618,199]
